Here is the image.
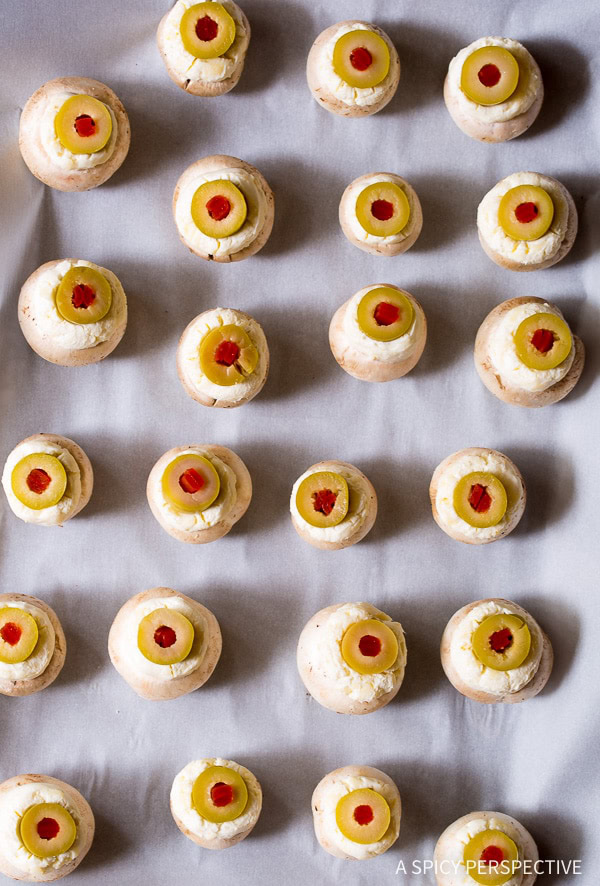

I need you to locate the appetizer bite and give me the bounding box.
[19,77,130,191]
[475,296,584,407]
[339,173,422,256]
[444,37,543,142]
[1,434,93,527]
[19,259,127,366]
[108,587,222,700]
[177,308,269,407]
[307,21,400,117]
[312,765,401,860]
[429,448,525,545]
[297,602,407,714]
[290,460,377,550]
[0,594,66,697]
[170,758,261,848]
[330,284,426,381]
[173,155,274,262]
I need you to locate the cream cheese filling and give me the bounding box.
[435,452,523,541]
[2,441,82,526]
[488,301,574,393]
[441,816,525,886]
[175,166,267,258]
[478,172,569,265]
[318,773,400,860]
[39,90,117,171]
[0,600,55,683]
[450,601,543,695]
[342,286,423,362]
[28,260,126,352]
[161,0,248,84]
[178,308,268,403]
[318,23,395,107]
[122,595,208,682]
[0,783,84,874]
[151,448,237,533]
[171,758,261,841]
[305,602,406,703]
[447,36,540,124]
[345,175,419,246]
[290,463,372,544]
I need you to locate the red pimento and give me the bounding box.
[214,340,240,366]
[154,625,177,648]
[179,468,205,494]
[515,202,539,224]
[74,114,96,138]
[370,199,394,221]
[0,622,22,646]
[312,489,337,516]
[26,469,51,495]
[195,15,218,42]
[353,804,374,826]
[531,328,555,354]
[374,301,400,326]
[477,64,501,88]
[358,634,382,658]
[489,628,513,653]
[481,844,505,865]
[71,283,96,309]
[206,195,231,221]
[37,818,60,841]
[211,782,234,807]
[468,484,491,513]
[350,47,373,71]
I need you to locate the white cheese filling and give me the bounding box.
[0,600,55,683]
[151,448,237,533]
[161,0,248,84]
[342,286,423,362]
[0,783,84,874]
[27,259,126,352]
[318,23,395,107]
[447,36,540,124]
[450,601,543,696]
[435,452,523,541]
[441,816,525,886]
[318,773,400,860]
[171,758,261,841]
[178,308,268,403]
[488,301,574,393]
[2,440,82,526]
[175,165,267,258]
[121,595,208,682]
[290,463,372,544]
[345,175,419,246]
[478,172,569,266]
[39,90,117,171]
[304,602,406,703]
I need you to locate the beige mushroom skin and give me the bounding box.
[157,1,251,97]
[443,65,543,144]
[172,155,274,262]
[312,765,401,859]
[429,447,526,545]
[434,810,539,886]
[339,173,423,256]
[146,444,252,544]
[306,21,400,117]
[329,287,426,382]
[108,587,222,701]
[291,460,377,551]
[18,260,127,367]
[19,77,130,192]
[0,774,95,882]
[176,309,269,408]
[478,175,578,271]
[474,296,585,407]
[440,597,553,704]
[297,602,405,714]
[0,594,66,697]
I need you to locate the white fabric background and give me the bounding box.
[0,1,599,883]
